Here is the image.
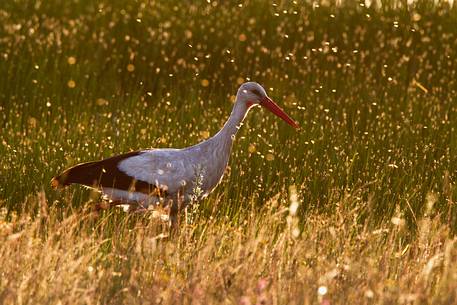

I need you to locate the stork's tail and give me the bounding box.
[50,176,61,189]
[50,169,72,189]
[50,161,101,189]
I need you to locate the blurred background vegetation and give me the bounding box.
[0,0,456,233]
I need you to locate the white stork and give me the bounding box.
[51,82,299,227]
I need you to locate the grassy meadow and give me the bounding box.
[1,0,457,304]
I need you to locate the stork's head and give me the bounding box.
[236,82,299,129]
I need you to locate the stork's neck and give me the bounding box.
[217,101,250,141]
[191,100,249,193]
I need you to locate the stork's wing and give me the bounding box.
[117,149,193,194]
[51,151,165,195]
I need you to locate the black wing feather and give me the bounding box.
[51,151,160,194]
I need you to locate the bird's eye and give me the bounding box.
[251,89,262,97]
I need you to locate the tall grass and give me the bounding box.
[0,0,456,303]
[1,191,457,304]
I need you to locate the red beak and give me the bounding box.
[260,97,300,129]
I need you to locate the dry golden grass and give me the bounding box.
[1,190,456,305]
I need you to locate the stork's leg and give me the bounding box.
[169,191,185,233]
[169,201,179,232]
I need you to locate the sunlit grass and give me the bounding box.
[1,191,457,304]
[0,0,457,303]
